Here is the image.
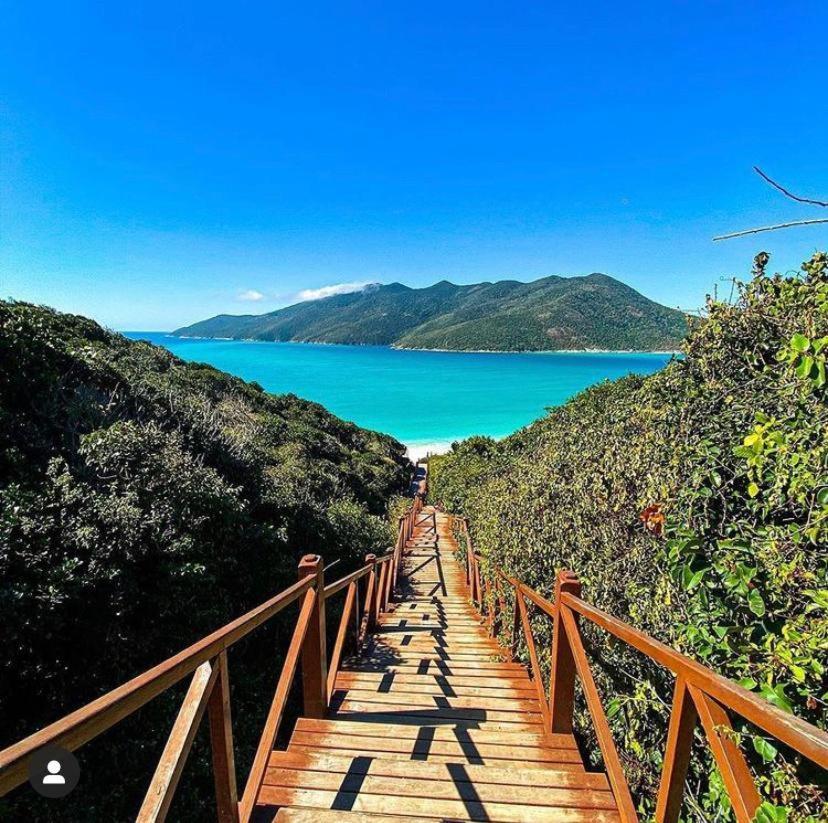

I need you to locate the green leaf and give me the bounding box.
[752,801,788,823]
[815,359,826,388]
[748,589,765,616]
[687,569,706,590]
[760,683,793,713]
[748,482,760,498]
[752,736,778,763]
[790,333,810,353]
[796,355,815,379]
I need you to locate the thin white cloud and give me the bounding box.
[237,289,265,302]
[296,281,374,301]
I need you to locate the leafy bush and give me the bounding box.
[429,253,828,821]
[0,302,409,820]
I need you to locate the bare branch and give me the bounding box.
[713,218,828,241]
[753,166,828,207]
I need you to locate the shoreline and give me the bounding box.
[405,441,457,461]
[393,345,681,355]
[168,335,680,355]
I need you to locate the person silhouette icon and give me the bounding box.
[28,744,79,797]
[42,760,66,785]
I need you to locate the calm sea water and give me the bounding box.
[124,333,673,454]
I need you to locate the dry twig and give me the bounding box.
[753,166,828,208]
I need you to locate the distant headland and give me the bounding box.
[173,273,688,352]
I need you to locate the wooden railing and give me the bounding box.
[455,515,828,823]
[0,501,418,821]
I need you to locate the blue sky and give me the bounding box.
[2,1,826,330]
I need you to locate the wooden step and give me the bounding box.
[267,750,609,789]
[261,786,620,821]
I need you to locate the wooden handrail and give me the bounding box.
[0,574,314,796]
[560,591,828,770]
[323,561,373,599]
[0,465,427,820]
[561,607,638,822]
[454,514,828,823]
[238,587,316,820]
[137,661,220,822]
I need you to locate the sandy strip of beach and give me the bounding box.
[405,442,454,462]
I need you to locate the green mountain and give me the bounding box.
[174,274,687,351]
[0,301,409,820]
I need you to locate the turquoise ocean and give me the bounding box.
[125,333,673,457]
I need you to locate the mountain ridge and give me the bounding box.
[174,273,688,351]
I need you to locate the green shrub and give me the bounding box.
[429,253,828,821]
[0,301,410,821]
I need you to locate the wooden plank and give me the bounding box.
[286,742,577,770]
[207,652,239,823]
[258,786,621,822]
[266,749,610,789]
[561,607,638,823]
[689,686,760,823]
[332,699,543,724]
[326,579,357,702]
[515,589,552,729]
[349,656,515,669]
[335,676,536,699]
[274,809,431,823]
[341,660,528,674]
[330,689,540,712]
[289,731,581,764]
[358,555,377,644]
[549,571,581,734]
[262,766,618,809]
[655,677,697,823]
[239,588,316,822]
[297,555,327,720]
[335,671,535,691]
[294,717,573,747]
[323,562,372,600]
[328,710,543,733]
[137,661,218,822]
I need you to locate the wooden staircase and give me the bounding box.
[2,466,826,822]
[257,505,620,821]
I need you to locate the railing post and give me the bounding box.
[461,518,471,588]
[491,577,503,639]
[655,677,697,823]
[548,570,581,733]
[207,651,239,823]
[510,588,521,660]
[297,554,327,719]
[359,554,377,643]
[375,561,388,620]
[394,515,405,593]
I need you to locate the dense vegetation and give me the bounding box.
[0,302,409,820]
[429,253,827,821]
[175,273,687,351]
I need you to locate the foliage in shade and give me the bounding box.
[0,302,409,820]
[428,253,828,821]
[174,273,688,352]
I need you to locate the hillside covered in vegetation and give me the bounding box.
[0,302,409,820]
[428,253,827,820]
[175,273,687,352]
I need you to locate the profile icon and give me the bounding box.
[28,745,79,798]
[42,760,66,785]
